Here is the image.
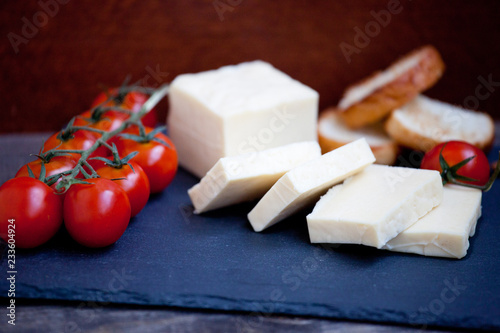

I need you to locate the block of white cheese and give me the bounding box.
[248,138,376,232]
[383,185,482,259]
[168,60,319,178]
[307,164,443,248]
[188,141,321,214]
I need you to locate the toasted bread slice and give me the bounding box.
[338,45,445,128]
[385,95,495,151]
[318,108,399,165]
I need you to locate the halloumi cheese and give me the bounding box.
[188,141,321,214]
[168,60,319,178]
[307,164,443,248]
[248,138,375,232]
[383,185,482,259]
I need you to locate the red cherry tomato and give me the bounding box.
[74,109,128,135]
[0,177,63,248]
[421,141,490,186]
[76,158,112,180]
[114,126,177,193]
[92,88,158,127]
[64,178,131,248]
[85,158,108,172]
[73,109,129,157]
[15,156,77,191]
[94,162,150,217]
[44,130,97,159]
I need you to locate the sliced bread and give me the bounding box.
[318,108,398,165]
[385,95,495,151]
[337,45,445,129]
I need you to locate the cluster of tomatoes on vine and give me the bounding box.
[0,83,177,249]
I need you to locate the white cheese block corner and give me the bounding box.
[168,60,319,178]
[383,185,482,259]
[188,141,321,214]
[247,138,376,232]
[307,165,443,249]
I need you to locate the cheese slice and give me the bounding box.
[168,60,319,178]
[307,164,443,248]
[383,185,482,259]
[247,138,375,232]
[188,141,321,214]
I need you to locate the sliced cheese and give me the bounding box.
[168,60,319,178]
[383,185,482,259]
[247,138,375,232]
[188,141,321,214]
[307,165,443,248]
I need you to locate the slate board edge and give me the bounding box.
[12,283,498,331]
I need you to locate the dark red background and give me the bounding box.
[1,0,499,133]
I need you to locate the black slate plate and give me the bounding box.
[1,133,499,330]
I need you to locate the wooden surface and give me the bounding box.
[12,299,456,333]
[1,0,500,133]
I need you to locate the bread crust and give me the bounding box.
[318,108,399,165]
[338,45,445,129]
[385,103,495,152]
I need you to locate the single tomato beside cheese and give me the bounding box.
[421,141,490,186]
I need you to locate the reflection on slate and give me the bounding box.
[0,133,499,330]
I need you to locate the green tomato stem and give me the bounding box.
[70,126,107,135]
[447,151,500,192]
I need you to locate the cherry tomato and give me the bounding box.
[73,109,128,135]
[94,162,150,217]
[44,130,97,159]
[85,158,108,172]
[421,141,490,186]
[76,158,111,180]
[72,109,128,157]
[0,177,63,248]
[64,178,131,248]
[114,126,177,193]
[15,156,77,191]
[92,88,158,127]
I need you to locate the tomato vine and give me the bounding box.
[35,84,169,192]
[1,82,173,248]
